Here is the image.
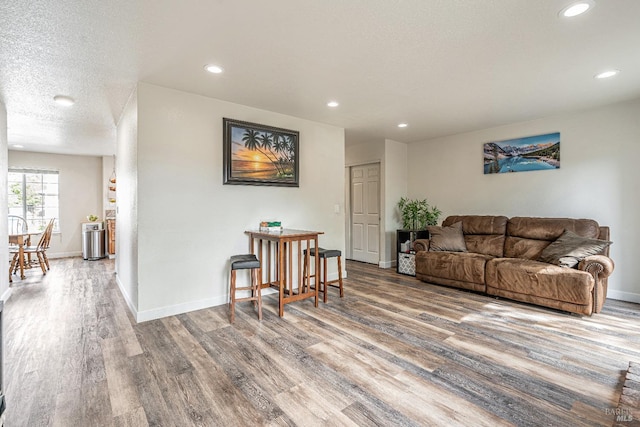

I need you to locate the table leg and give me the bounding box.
[287,242,293,297]
[267,241,272,286]
[19,243,26,280]
[278,241,285,317]
[313,236,319,307]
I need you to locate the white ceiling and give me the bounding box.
[1,0,640,156]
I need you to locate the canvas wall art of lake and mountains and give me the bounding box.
[483,132,560,174]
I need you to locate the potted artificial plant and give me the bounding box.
[397,197,442,230]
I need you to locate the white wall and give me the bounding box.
[120,82,345,321]
[345,139,409,268]
[346,140,385,166]
[383,139,408,267]
[408,98,640,303]
[115,88,139,312]
[102,154,116,216]
[1,101,9,301]
[7,151,103,258]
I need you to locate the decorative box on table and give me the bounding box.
[259,221,283,233]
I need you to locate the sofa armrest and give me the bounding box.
[578,255,614,314]
[577,255,614,278]
[413,239,430,252]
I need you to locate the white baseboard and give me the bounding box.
[1,286,12,303]
[379,260,394,269]
[607,289,640,304]
[48,251,82,259]
[116,270,349,323]
[115,274,139,321]
[115,273,230,323]
[135,295,229,323]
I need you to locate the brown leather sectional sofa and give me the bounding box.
[414,215,614,315]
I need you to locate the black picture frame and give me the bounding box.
[223,118,299,187]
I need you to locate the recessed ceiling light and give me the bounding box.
[204,64,224,74]
[559,1,595,18]
[397,123,408,128]
[327,101,339,108]
[11,144,24,149]
[53,95,75,106]
[595,70,620,79]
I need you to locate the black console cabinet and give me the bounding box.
[396,229,429,275]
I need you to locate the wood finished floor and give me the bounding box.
[3,258,640,426]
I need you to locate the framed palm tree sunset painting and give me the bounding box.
[223,118,299,187]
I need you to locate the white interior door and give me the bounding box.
[350,163,380,264]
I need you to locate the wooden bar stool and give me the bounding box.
[229,254,262,323]
[303,248,344,303]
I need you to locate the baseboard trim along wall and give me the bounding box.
[112,264,638,316]
[135,296,229,323]
[1,287,12,303]
[379,260,394,269]
[115,273,220,324]
[115,272,351,323]
[48,251,83,259]
[607,289,640,304]
[115,274,139,322]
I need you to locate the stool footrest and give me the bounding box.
[234,296,259,303]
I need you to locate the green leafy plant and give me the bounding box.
[397,197,441,230]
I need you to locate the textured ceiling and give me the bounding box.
[1,0,640,156]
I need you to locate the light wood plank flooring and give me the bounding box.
[3,258,640,426]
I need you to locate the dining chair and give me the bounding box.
[39,219,55,270]
[8,215,28,244]
[9,219,55,281]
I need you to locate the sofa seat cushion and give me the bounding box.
[415,250,492,286]
[486,258,594,305]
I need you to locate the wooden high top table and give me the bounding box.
[246,229,323,317]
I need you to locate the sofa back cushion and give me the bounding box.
[504,217,600,260]
[442,215,508,257]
